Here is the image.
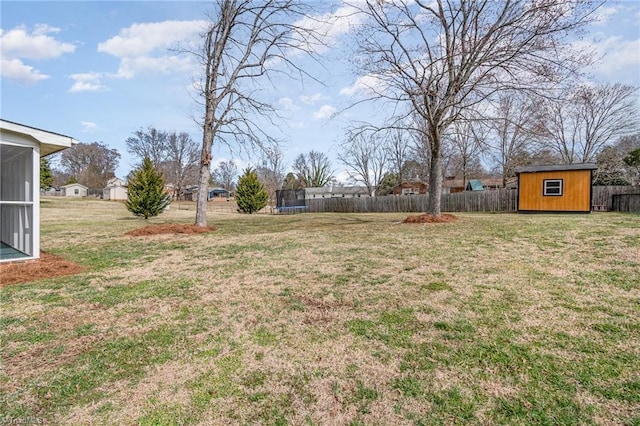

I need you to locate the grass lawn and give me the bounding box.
[1,198,639,425]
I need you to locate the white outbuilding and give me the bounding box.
[0,119,78,262]
[60,182,88,197]
[103,177,128,201]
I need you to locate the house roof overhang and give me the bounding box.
[0,119,79,156]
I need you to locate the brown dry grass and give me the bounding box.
[403,213,458,223]
[125,223,217,236]
[1,198,638,425]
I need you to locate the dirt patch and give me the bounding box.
[403,213,458,223]
[0,252,85,286]
[125,223,217,237]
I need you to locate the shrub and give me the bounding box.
[236,168,268,214]
[125,157,170,219]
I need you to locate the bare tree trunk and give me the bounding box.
[427,128,443,215]
[428,153,443,216]
[195,111,214,227]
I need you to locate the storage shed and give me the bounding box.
[1,119,78,262]
[103,177,128,201]
[60,183,88,197]
[515,163,597,213]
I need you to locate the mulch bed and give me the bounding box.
[403,213,458,223]
[125,223,217,236]
[0,252,85,287]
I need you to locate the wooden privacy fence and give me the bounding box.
[305,186,640,213]
[307,189,517,213]
[592,186,640,211]
[612,194,640,213]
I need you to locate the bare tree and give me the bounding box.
[444,120,486,190]
[125,127,168,169]
[593,133,640,185]
[59,142,121,190]
[211,160,238,192]
[339,132,388,196]
[192,0,321,227]
[538,83,639,163]
[293,150,333,187]
[162,132,200,200]
[487,93,538,187]
[349,0,598,215]
[384,129,414,185]
[255,144,286,206]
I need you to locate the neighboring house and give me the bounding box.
[209,187,230,199]
[305,186,370,199]
[442,177,511,193]
[183,186,230,201]
[392,180,428,195]
[515,163,597,213]
[60,183,88,197]
[0,119,78,262]
[103,177,128,201]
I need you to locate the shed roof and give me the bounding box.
[467,179,484,191]
[0,119,79,156]
[515,163,597,174]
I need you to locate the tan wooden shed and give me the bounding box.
[516,163,597,213]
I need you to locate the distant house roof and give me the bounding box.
[515,163,597,174]
[209,187,230,195]
[60,183,88,189]
[467,179,484,191]
[0,119,79,156]
[444,178,503,189]
[105,177,126,187]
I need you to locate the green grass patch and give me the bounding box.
[2,204,639,425]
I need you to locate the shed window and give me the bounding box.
[74,189,79,195]
[543,179,563,196]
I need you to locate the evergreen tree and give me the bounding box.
[40,157,54,191]
[236,168,268,214]
[125,157,170,219]
[624,148,640,186]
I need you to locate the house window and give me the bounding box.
[74,189,79,195]
[543,179,563,196]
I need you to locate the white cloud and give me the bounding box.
[69,72,108,93]
[0,58,49,84]
[81,121,98,132]
[300,92,325,105]
[592,6,618,26]
[339,74,386,97]
[579,35,640,84]
[115,55,193,79]
[294,4,365,54]
[98,20,207,57]
[0,25,75,59]
[0,24,75,84]
[98,20,206,79]
[278,97,298,111]
[313,104,337,120]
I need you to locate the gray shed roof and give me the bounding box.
[515,163,597,174]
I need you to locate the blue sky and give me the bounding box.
[2,1,639,181]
